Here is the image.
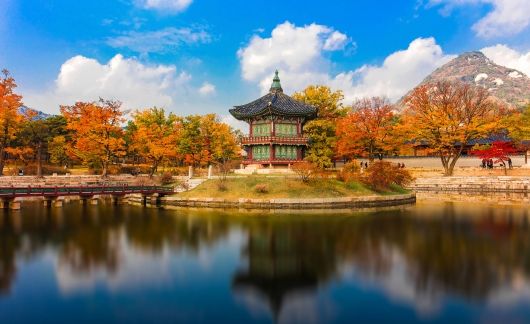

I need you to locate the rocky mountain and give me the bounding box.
[402,51,530,108]
[19,106,51,120]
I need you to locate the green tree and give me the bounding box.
[293,85,346,168]
[48,135,70,167]
[18,113,68,177]
[303,120,336,168]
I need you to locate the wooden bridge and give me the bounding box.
[0,185,174,209]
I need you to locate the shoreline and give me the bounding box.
[154,193,416,210]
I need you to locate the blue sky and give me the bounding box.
[2,0,530,127]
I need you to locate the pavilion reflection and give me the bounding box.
[1,202,530,318]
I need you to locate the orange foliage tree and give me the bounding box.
[60,99,126,176]
[130,107,180,177]
[177,114,239,167]
[401,81,507,176]
[336,97,395,162]
[0,69,24,175]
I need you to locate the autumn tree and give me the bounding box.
[471,141,517,175]
[177,115,205,166]
[177,114,239,168]
[303,120,336,168]
[48,135,70,167]
[130,107,179,177]
[209,121,240,180]
[401,81,507,176]
[17,112,67,177]
[0,69,24,175]
[292,85,348,119]
[506,104,530,163]
[61,99,126,177]
[336,97,395,162]
[293,85,346,168]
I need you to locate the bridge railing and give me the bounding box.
[0,185,174,198]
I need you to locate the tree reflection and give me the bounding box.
[0,203,232,296]
[0,214,19,295]
[1,201,530,318]
[230,205,530,318]
[124,209,229,253]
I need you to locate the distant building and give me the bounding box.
[230,71,316,167]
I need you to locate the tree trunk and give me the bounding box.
[149,160,159,178]
[36,141,43,178]
[102,161,108,177]
[0,146,5,176]
[444,146,464,177]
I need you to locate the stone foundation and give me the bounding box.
[409,176,530,193]
[159,193,416,210]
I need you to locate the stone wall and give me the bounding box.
[409,176,530,193]
[159,193,416,210]
[353,156,526,168]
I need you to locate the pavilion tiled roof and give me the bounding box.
[230,71,317,120]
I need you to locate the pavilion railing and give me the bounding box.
[242,159,303,165]
[241,136,309,145]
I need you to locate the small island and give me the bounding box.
[163,173,415,210]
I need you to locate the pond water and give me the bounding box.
[1,201,530,323]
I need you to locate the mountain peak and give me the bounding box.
[408,51,530,108]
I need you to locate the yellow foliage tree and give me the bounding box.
[130,107,180,176]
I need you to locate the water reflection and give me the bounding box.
[1,202,530,322]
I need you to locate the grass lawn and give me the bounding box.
[178,176,408,199]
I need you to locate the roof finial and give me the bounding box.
[270,70,283,93]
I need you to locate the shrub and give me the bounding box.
[106,165,121,175]
[216,180,228,192]
[291,162,316,182]
[360,161,413,191]
[133,176,156,186]
[119,165,152,175]
[160,172,174,185]
[337,160,360,182]
[176,180,190,191]
[254,183,269,194]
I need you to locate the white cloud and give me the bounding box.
[198,82,216,96]
[238,22,453,103]
[428,0,530,38]
[323,31,350,51]
[22,54,215,114]
[237,21,351,95]
[135,0,192,13]
[481,44,530,76]
[107,27,211,55]
[338,37,455,102]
